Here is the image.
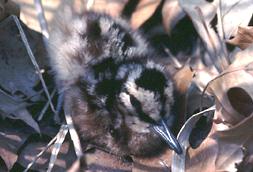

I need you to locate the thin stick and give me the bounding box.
[47,125,68,172]
[195,7,222,72]
[164,48,182,68]
[12,15,57,115]
[37,89,56,121]
[24,134,57,172]
[64,94,83,158]
[34,0,49,39]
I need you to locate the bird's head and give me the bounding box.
[117,61,182,154]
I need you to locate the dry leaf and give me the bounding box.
[0,16,51,133]
[197,45,253,171]
[216,0,253,39]
[171,106,216,172]
[0,90,40,133]
[162,0,185,34]
[171,106,244,172]
[208,70,253,125]
[192,57,219,92]
[178,0,229,72]
[173,64,195,127]
[208,45,253,125]
[130,0,161,29]
[0,120,29,170]
[186,130,244,172]
[227,26,253,50]
[0,16,46,102]
[18,142,76,171]
[213,113,253,171]
[230,44,253,68]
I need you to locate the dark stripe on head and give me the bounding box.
[135,69,167,94]
[129,95,156,124]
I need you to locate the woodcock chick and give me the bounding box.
[48,10,182,157]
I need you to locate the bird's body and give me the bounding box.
[49,11,181,157]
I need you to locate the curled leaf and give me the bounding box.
[227,26,253,50]
[217,0,253,39]
[162,0,185,34]
[208,45,253,125]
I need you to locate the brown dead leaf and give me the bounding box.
[173,64,195,127]
[0,16,51,133]
[192,57,219,92]
[196,44,253,172]
[213,113,253,171]
[186,130,244,172]
[0,120,29,170]
[171,106,244,172]
[0,16,47,102]
[18,142,76,171]
[186,134,218,172]
[208,45,253,125]
[227,27,253,50]
[208,70,253,125]
[162,0,185,34]
[130,0,161,29]
[178,0,229,72]
[171,106,216,172]
[0,90,40,133]
[217,0,253,39]
[89,0,129,17]
[173,64,194,95]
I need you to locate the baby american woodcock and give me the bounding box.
[49,11,182,157]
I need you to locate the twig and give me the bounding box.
[12,15,57,116]
[34,0,49,40]
[24,133,58,172]
[196,7,230,72]
[47,125,68,172]
[164,48,182,68]
[56,92,64,116]
[37,89,56,121]
[64,93,83,158]
[217,0,231,64]
[195,7,222,72]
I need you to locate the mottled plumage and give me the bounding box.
[49,11,181,157]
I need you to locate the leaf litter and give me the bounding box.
[0,0,253,171]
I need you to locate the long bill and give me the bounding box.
[152,119,182,154]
